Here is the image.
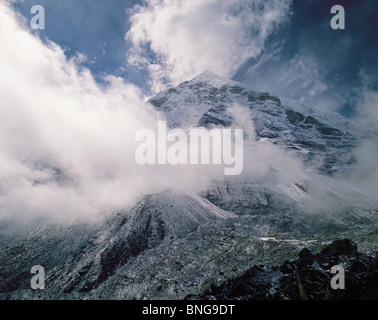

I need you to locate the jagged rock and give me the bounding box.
[319,239,358,260]
[298,247,315,259]
[316,239,358,270]
[296,247,316,268]
[198,264,298,300]
[150,71,358,175]
[296,268,330,300]
[193,239,378,300]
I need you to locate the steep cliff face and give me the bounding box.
[149,71,358,174]
[1,72,377,300]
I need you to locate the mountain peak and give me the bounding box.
[191,70,242,88]
[195,70,221,79]
[149,69,357,174]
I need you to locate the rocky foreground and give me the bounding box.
[186,239,378,300]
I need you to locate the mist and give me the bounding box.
[0,2,209,229]
[1,0,378,234]
[0,1,304,232]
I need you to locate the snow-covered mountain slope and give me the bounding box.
[150,71,358,174]
[1,72,377,300]
[0,190,236,298]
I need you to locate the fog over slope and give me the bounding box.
[1,0,378,233]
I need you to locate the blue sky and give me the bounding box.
[13,0,149,88]
[236,0,378,116]
[11,0,378,115]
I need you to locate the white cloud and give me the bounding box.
[0,0,258,229]
[126,0,292,93]
[0,1,171,228]
[3,0,374,232]
[0,0,303,230]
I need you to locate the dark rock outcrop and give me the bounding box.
[187,239,378,300]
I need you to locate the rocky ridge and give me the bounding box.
[186,239,378,300]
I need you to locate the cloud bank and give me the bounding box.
[0,1,183,229]
[126,0,292,93]
[1,0,377,233]
[0,0,302,231]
